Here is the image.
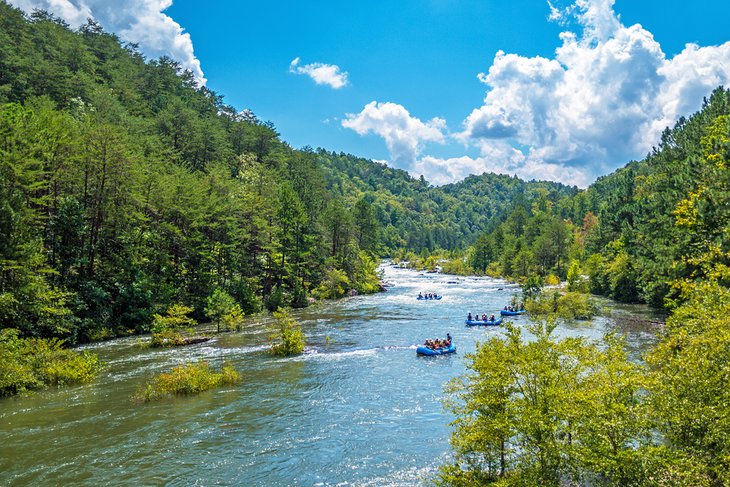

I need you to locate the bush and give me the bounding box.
[221,304,245,331]
[150,304,197,347]
[556,291,598,320]
[132,361,240,403]
[545,274,561,286]
[312,268,350,299]
[567,260,588,292]
[0,328,100,397]
[440,258,473,276]
[525,290,598,321]
[269,309,305,356]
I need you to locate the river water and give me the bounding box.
[0,265,662,486]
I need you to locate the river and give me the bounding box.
[0,264,662,486]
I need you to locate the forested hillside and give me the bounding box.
[0,2,385,343]
[2,0,723,348]
[317,150,577,251]
[0,2,574,343]
[464,87,730,310]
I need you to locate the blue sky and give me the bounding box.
[9,0,730,186]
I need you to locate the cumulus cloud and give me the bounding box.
[342,101,446,171]
[289,57,349,89]
[344,0,730,187]
[460,0,730,186]
[8,0,205,85]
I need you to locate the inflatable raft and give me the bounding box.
[417,343,456,356]
[417,295,442,300]
[465,318,503,326]
[500,309,526,316]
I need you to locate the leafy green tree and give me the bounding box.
[441,319,648,486]
[353,197,379,254]
[646,282,730,485]
[150,304,197,347]
[275,182,308,286]
[204,288,237,333]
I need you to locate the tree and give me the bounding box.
[646,282,730,485]
[441,319,647,486]
[275,182,307,286]
[353,197,378,254]
[204,288,236,333]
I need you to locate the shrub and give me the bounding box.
[567,260,589,292]
[312,268,350,299]
[546,274,561,286]
[0,328,100,397]
[440,258,473,276]
[526,290,598,321]
[150,304,197,347]
[133,361,241,403]
[556,291,598,320]
[221,304,245,331]
[269,309,305,356]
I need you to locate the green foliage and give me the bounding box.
[269,308,305,356]
[132,361,240,403]
[265,285,284,312]
[440,322,646,486]
[150,304,197,347]
[0,328,99,397]
[521,275,543,301]
[221,304,244,331]
[457,88,730,311]
[0,6,393,344]
[646,282,730,484]
[289,281,309,308]
[555,291,598,320]
[440,257,473,276]
[204,288,237,333]
[566,260,587,292]
[442,280,730,486]
[350,251,382,294]
[313,267,350,299]
[234,278,261,315]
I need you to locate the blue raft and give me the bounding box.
[500,309,526,316]
[417,343,456,356]
[417,295,442,300]
[465,318,503,327]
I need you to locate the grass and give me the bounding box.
[132,361,241,403]
[0,328,100,397]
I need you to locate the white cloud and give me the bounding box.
[342,101,446,171]
[8,0,205,85]
[289,57,349,89]
[459,0,730,186]
[344,0,730,187]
